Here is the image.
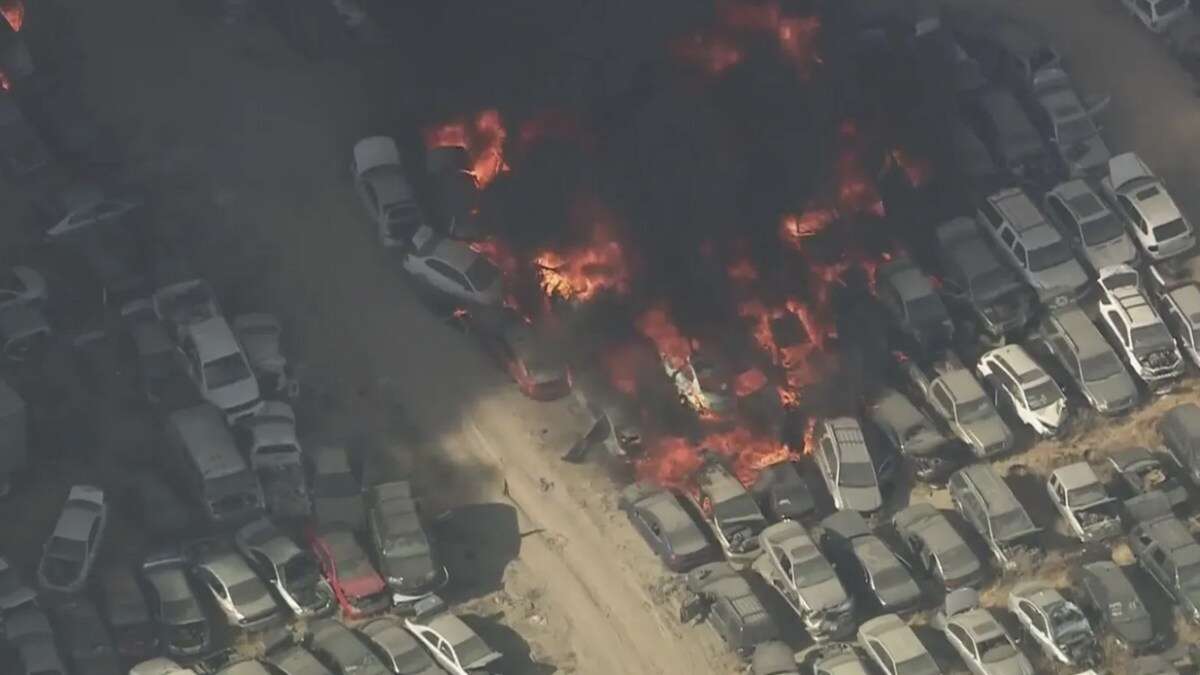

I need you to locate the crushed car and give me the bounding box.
[1008,581,1101,668]
[751,521,854,642]
[1046,462,1120,542]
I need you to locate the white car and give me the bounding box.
[1101,153,1195,261]
[1008,582,1101,668]
[1096,265,1184,387]
[177,316,263,421]
[351,136,426,248]
[976,344,1067,437]
[404,597,502,675]
[402,225,502,305]
[0,266,46,312]
[1046,463,1121,542]
[1121,0,1190,33]
[37,485,107,593]
[935,589,1032,675]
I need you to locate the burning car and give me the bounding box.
[811,417,882,513]
[892,503,985,591]
[901,355,1013,459]
[37,484,106,593]
[875,255,953,357]
[1075,560,1157,653]
[1148,263,1200,369]
[1106,446,1188,509]
[1007,581,1101,668]
[934,588,1032,675]
[350,136,426,248]
[751,521,854,642]
[365,481,448,604]
[670,343,736,420]
[426,146,482,240]
[681,562,779,659]
[976,343,1068,437]
[935,216,1032,339]
[460,306,571,400]
[948,463,1041,570]
[306,525,390,619]
[819,510,921,614]
[1046,462,1120,542]
[402,225,503,306]
[618,482,716,572]
[1097,265,1183,388]
[234,517,333,617]
[1100,152,1195,262]
[692,459,767,566]
[866,386,957,483]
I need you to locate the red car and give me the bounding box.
[462,307,571,400]
[306,525,390,619]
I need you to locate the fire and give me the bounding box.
[834,122,885,218]
[452,308,469,320]
[518,109,592,150]
[424,109,510,189]
[779,209,835,249]
[603,343,642,397]
[636,428,795,490]
[2,0,23,32]
[802,417,818,455]
[733,368,767,398]
[635,306,691,370]
[0,69,9,93]
[718,0,820,74]
[469,237,520,279]
[672,33,744,76]
[890,147,932,188]
[738,299,778,363]
[703,427,795,486]
[635,436,705,491]
[726,256,759,285]
[533,223,630,303]
[777,386,799,408]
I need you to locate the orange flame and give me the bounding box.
[733,368,767,398]
[636,428,795,491]
[603,343,642,397]
[726,256,759,285]
[533,223,630,303]
[671,33,744,76]
[635,306,691,370]
[890,147,932,188]
[802,417,818,456]
[719,0,820,74]
[634,436,706,491]
[779,209,835,249]
[2,0,23,32]
[452,308,469,319]
[424,109,510,189]
[777,385,799,409]
[703,427,795,486]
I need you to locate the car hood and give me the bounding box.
[800,576,850,611]
[837,485,882,513]
[1031,398,1069,430]
[382,554,439,592]
[206,375,260,410]
[961,415,1012,456]
[1086,372,1138,412]
[876,575,921,610]
[1112,614,1154,647]
[1034,260,1089,297]
[1086,234,1139,271]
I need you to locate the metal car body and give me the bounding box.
[0,554,36,614]
[1046,462,1120,542]
[53,597,121,675]
[977,187,1089,303]
[1101,152,1195,261]
[366,481,447,604]
[351,136,425,248]
[98,564,157,661]
[935,588,1032,675]
[123,298,200,411]
[752,521,854,642]
[140,550,211,657]
[1126,491,1200,622]
[681,562,779,658]
[37,484,106,593]
[1007,581,1101,667]
[264,644,334,675]
[875,255,953,356]
[976,344,1067,437]
[948,463,1041,570]
[188,539,281,631]
[903,357,1013,458]
[357,616,441,675]
[856,613,942,675]
[1027,68,1110,178]
[692,459,767,565]
[178,316,264,422]
[1036,302,1139,415]
[795,642,873,675]
[403,598,503,675]
[1120,0,1190,33]
[1148,263,1200,369]
[812,417,882,513]
[1158,403,1200,485]
[1077,560,1155,652]
[967,86,1054,182]
[662,342,736,420]
[236,402,311,518]
[1097,265,1183,387]
[1107,446,1188,508]
[306,525,390,619]
[1044,179,1138,275]
[617,482,715,572]
[750,461,816,521]
[866,386,957,483]
[402,225,502,306]
[310,446,365,530]
[820,510,920,613]
[893,503,984,590]
[935,216,1032,338]
[152,278,220,333]
[235,517,333,617]
[306,619,391,675]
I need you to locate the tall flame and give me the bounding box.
[424,109,510,189]
[635,306,691,370]
[1,0,23,32]
[533,223,631,303]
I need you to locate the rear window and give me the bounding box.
[1154,218,1189,242]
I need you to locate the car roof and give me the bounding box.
[984,344,1045,383]
[639,489,697,532]
[1082,561,1135,600]
[1105,284,1161,329]
[822,510,872,540]
[425,236,479,271]
[1052,180,1109,222]
[1167,284,1200,326]
[940,369,985,402]
[956,464,1026,516]
[1109,446,1157,469]
[761,520,816,551]
[185,316,241,362]
[265,645,333,675]
[1142,516,1200,561]
[826,417,868,455]
[953,606,1006,642]
[1052,305,1111,359]
[988,188,1050,233]
[869,387,926,430]
[893,503,945,535]
[1052,462,1101,491]
[314,446,353,475]
[238,519,300,563]
[353,136,401,173]
[169,404,245,478]
[1162,403,1200,439]
[1012,581,1067,610]
[248,417,297,447]
[196,548,255,585]
[54,496,101,541]
[359,617,424,658]
[1109,152,1154,192]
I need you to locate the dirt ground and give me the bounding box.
[6,0,1200,674]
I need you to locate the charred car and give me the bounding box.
[1046,462,1120,542]
[948,463,1041,570]
[692,458,767,566]
[681,562,779,659]
[1008,581,1101,668]
[618,482,716,572]
[866,386,957,483]
[1097,265,1183,388]
[752,521,854,642]
[893,503,985,590]
[934,216,1032,339]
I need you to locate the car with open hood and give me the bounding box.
[692,459,767,566]
[1075,560,1157,653]
[976,344,1068,438]
[235,518,333,617]
[366,481,447,605]
[1100,152,1195,262]
[893,503,984,590]
[307,525,390,619]
[1046,462,1120,542]
[681,562,779,659]
[1097,265,1183,389]
[935,588,1032,675]
[37,484,106,593]
[752,521,854,642]
[1036,302,1139,415]
[949,463,1041,570]
[812,417,882,513]
[618,481,715,572]
[1007,581,1101,668]
[820,510,921,614]
[857,613,942,675]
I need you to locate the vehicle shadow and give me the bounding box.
[460,613,558,675]
[435,502,521,602]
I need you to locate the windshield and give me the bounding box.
[47,537,87,562]
[838,461,877,488]
[955,395,990,422]
[1082,212,1125,246]
[465,257,500,291]
[1057,115,1097,145]
[792,551,835,586]
[1024,380,1063,409]
[908,295,945,324]
[203,353,251,389]
[1081,352,1124,382]
[1154,218,1189,242]
[1027,240,1073,271]
[1132,324,1174,353]
[978,633,1018,662]
[227,579,262,606]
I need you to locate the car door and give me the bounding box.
[1019,599,1050,645]
[866,639,897,675]
[946,623,975,669]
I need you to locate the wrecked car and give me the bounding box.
[1008,581,1101,668]
[875,254,953,357]
[426,145,482,240]
[403,596,503,675]
[750,460,815,521]
[306,618,391,675]
[893,503,984,590]
[1097,265,1183,388]
[37,484,106,593]
[357,616,441,675]
[1036,302,1139,415]
[902,355,1013,458]
[1026,67,1110,178]
[1158,402,1200,485]
[1148,263,1200,369]
[976,343,1068,438]
[1046,462,1120,542]
[351,135,426,248]
[98,564,157,661]
[460,306,571,400]
[820,510,920,614]
[235,517,333,617]
[306,525,390,619]
[795,642,873,675]
[187,539,281,631]
[948,463,1041,570]
[365,481,448,605]
[866,386,957,483]
[1076,560,1157,652]
[402,225,503,306]
[752,520,854,642]
[681,562,779,659]
[856,612,942,675]
[1044,179,1138,275]
[934,216,1032,339]
[935,588,1032,675]
[53,597,122,675]
[310,445,365,530]
[1127,491,1200,623]
[235,401,311,518]
[618,481,715,572]
[692,458,767,566]
[1107,446,1188,509]
[140,549,211,657]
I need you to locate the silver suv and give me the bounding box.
[977,187,1089,303]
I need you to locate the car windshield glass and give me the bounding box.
[282,555,318,586]
[1027,240,1073,271]
[1057,115,1096,145]
[978,633,1017,662]
[955,394,990,422]
[1081,352,1123,381]
[792,551,835,586]
[907,295,944,323]
[47,537,86,562]
[465,257,499,291]
[227,579,261,606]
[1024,380,1062,409]
[1132,324,1174,353]
[1082,212,1125,245]
[896,652,940,675]
[1154,218,1189,242]
[203,353,250,389]
[838,461,876,488]
[1178,563,1200,589]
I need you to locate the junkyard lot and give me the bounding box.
[5,1,1200,675]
